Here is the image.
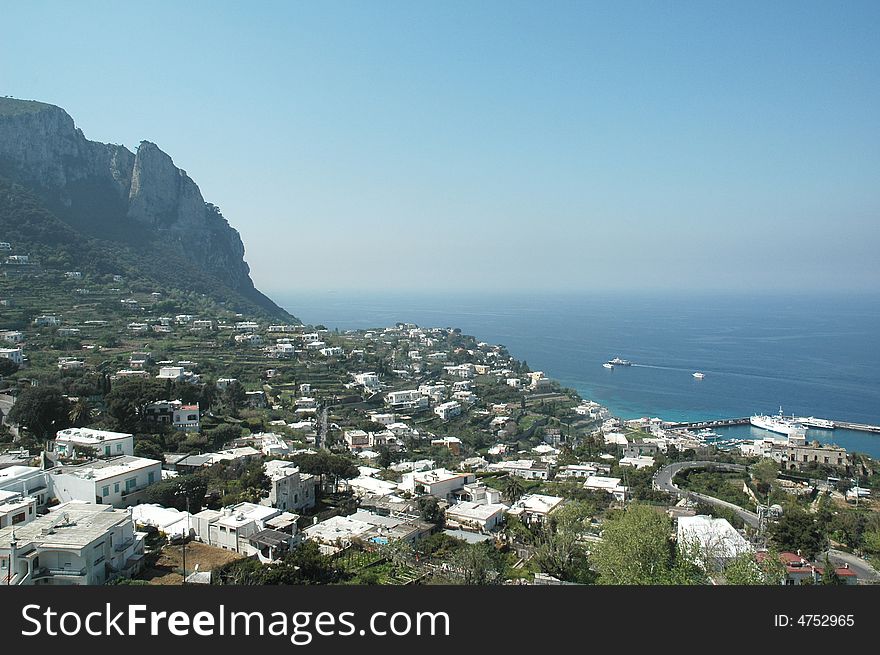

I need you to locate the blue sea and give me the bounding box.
[275,291,880,458]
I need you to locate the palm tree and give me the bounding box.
[504,474,525,503]
[68,399,93,427]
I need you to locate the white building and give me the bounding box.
[33,315,61,327]
[0,348,23,365]
[446,501,508,532]
[556,464,599,479]
[398,468,475,502]
[618,455,656,470]
[677,515,753,570]
[0,503,146,585]
[488,459,550,480]
[0,330,24,344]
[507,494,565,526]
[355,372,381,393]
[386,389,428,410]
[434,401,462,421]
[0,466,49,507]
[48,456,163,508]
[264,460,317,512]
[130,503,192,538]
[191,502,289,555]
[54,427,134,459]
[156,366,185,380]
[583,476,628,501]
[0,491,37,529]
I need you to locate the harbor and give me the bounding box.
[669,417,880,434]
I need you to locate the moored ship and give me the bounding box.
[750,406,807,443]
[798,416,836,430]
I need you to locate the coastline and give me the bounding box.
[278,292,880,459]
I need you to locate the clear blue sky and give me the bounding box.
[2,1,878,294]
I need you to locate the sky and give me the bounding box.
[1,1,879,295]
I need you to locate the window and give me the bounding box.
[148,472,155,484]
[102,486,110,497]
[125,477,137,491]
[114,482,120,493]
[116,444,123,452]
[105,446,111,456]
[12,512,26,525]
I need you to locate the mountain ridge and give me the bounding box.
[0,96,297,323]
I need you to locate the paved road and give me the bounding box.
[654,461,760,528]
[823,549,880,584]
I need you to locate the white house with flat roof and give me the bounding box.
[0,348,23,365]
[507,494,565,526]
[130,503,192,538]
[47,456,162,508]
[434,401,462,421]
[191,502,285,554]
[0,503,145,585]
[0,491,38,529]
[446,501,508,532]
[583,476,628,501]
[677,515,753,571]
[264,460,317,512]
[398,468,475,502]
[0,466,49,507]
[54,427,134,459]
[0,330,24,344]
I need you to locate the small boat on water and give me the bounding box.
[692,372,705,379]
[602,362,614,369]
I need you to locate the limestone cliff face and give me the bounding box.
[0,98,261,301]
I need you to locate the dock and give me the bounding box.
[667,417,750,429]
[668,417,880,434]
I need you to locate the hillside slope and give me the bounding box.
[0,97,297,323]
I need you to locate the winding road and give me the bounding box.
[653,461,760,528]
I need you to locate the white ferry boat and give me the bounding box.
[750,407,807,442]
[692,372,705,379]
[798,416,836,430]
[608,357,632,366]
[602,362,614,369]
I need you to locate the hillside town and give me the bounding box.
[1,257,879,587]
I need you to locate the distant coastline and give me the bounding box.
[276,290,880,457]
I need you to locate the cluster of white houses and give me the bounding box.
[0,424,320,585]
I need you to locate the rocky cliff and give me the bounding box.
[0,97,294,321]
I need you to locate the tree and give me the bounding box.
[533,529,596,584]
[68,399,93,428]
[105,378,165,431]
[447,542,505,585]
[503,474,525,503]
[416,496,445,527]
[592,504,705,585]
[8,385,71,439]
[752,459,778,495]
[769,507,826,559]
[0,358,19,377]
[144,474,208,512]
[377,445,394,470]
[724,550,786,585]
[820,555,845,586]
[206,423,243,450]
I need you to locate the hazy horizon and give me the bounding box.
[2,1,879,295]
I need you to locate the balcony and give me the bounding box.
[32,566,87,579]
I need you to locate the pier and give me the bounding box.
[667,417,880,434]
[667,417,750,429]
